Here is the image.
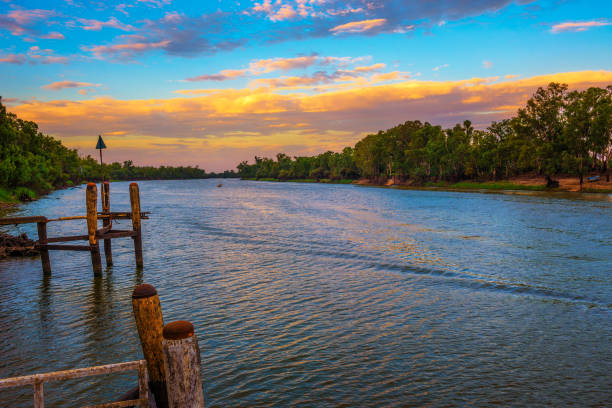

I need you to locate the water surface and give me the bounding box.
[0,180,610,406]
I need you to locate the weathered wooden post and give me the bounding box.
[33,379,43,408]
[36,220,51,274]
[101,181,113,266]
[129,183,144,268]
[86,183,103,275]
[162,321,205,408]
[132,283,168,408]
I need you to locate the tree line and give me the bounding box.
[0,98,235,201]
[236,83,612,190]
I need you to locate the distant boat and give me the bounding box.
[217,183,223,187]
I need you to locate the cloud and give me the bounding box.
[1,46,69,64]
[0,8,64,39]
[185,54,379,84]
[85,37,171,59]
[354,63,386,72]
[186,69,248,82]
[77,17,134,31]
[185,55,321,81]
[249,70,361,89]
[252,0,300,21]
[27,46,69,63]
[483,61,493,69]
[551,20,612,33]
[84,12,246,60]
[137,0,172,7]
[42,80,99,90]
[263,0,537,42]
[330,19,387,34]
[81,1,538,60]
[370,71,406,82]
[249,55,319,73]
[115,4,133,16]
[10,70,611,171]
[271,4,298,21]
[433,64,449,71]
[0,53,26,64]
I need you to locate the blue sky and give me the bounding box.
[1,0,611,170]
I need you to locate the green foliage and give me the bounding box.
[13,187,36,201]
[236,83,612,191]
[0,187,15,203]
[0,97,239,201]
[236,147,359,182]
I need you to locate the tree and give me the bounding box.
[517,82,569,186]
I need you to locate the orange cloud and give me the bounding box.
[1,46,69,65]
[186,69,248,82]
[551,20,611,33]
[369,71,405,83]
[42,81,99,90]
[249,55,319,73]
[2,9,64,39]
[252,0,301,21]
[330,19,387,34]
[186,55,321,82]
[354,63,386,72]
[77,17,134,31]
[0,53,25,64]
[86,39,170,59]
[10,70,612,171]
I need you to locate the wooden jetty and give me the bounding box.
[0,182,149,274]
[0,360,149,408]
[0,284,205,408]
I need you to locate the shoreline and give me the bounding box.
[242,176,612,196]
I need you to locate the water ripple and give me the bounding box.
[0,179,611,407]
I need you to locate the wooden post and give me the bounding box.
[36,220,51,275]
[138,361,150,408]
[132,284,168,408]
[162,321,205,408]
[129,183,143,268]
[33,379,44,408]
[86,183,102,275]
[101,181,113,266]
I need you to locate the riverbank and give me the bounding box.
[242,178,355,184]
[378,175,612,193]
[242,175,612,194]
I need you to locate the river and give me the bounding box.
[0,179,610,406]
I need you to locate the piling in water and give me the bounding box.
[36,222,51,274]
[132,283,168,408]
[101,181,113,266]
[162,320,205,408]
[86,183,102,275]
[130,183,144,268]
[0,182,147,273]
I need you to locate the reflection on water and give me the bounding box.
[0,179,611,406]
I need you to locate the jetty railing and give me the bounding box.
[0,360,149,408]
[0,182,149,274]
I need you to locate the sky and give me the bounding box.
[1,0,611,171]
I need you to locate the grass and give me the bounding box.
[12,187,37,201]
[0,187,16,203]
[581,187,612,194]
[424,181,547,191]
[0,186,38,204]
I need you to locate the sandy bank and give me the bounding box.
[355,175,612,193]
